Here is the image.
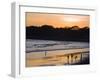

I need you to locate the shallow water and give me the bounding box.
[26,39,89,67]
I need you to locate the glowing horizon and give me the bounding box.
[26,12,90,28]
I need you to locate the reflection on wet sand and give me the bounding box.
[26,49,89,67]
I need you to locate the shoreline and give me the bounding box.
[26,51,89,67]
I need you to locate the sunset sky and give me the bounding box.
[26,12,90,28]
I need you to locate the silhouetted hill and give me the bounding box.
[69,26,80,30]
[26,25,89,42]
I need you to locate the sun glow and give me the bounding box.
[63,17,81,22]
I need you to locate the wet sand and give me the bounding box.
[26,48,89,67]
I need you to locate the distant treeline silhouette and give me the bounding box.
[26,25,89,42]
